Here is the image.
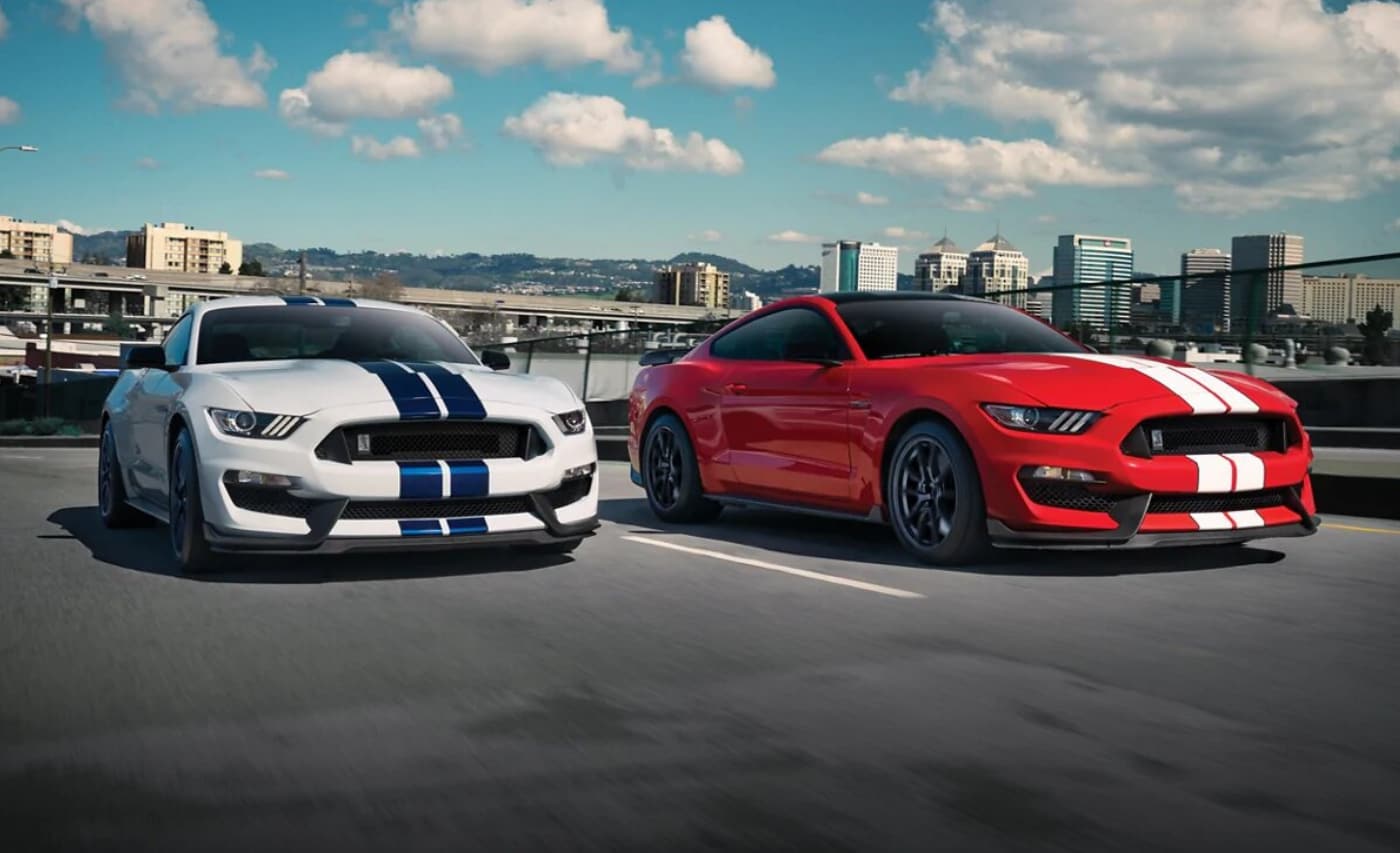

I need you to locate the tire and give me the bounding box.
[98,421,151,528]
[513,538,583,555]
[885,420,989,565]
[169,427,220,575]
[641,413,722,524]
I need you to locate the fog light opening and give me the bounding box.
[1023,465,1104,484]
[224,470,297,489]
[563,462,596,481]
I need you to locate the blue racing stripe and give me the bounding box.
[402,362,486,419]
[446,461,489,497]
[446,517,488,536]
[358,361,441,420]
[399,520,442,537]
[398,461,443,499]
[320,297,356,307]
[282,295,320,305]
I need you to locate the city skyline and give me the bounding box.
[1,1,1397,276]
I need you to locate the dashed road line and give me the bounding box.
[1323,522,1400,536]
[621,535,925,600]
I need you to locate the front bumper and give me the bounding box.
[188,399,599,553]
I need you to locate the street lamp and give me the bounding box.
[0,145,39,153]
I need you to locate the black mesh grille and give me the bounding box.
[1147,489,1288,514]
[343,496,532,520]
[544,476,592,509]
[226,485,319,518]
[1126,416,1284,456]
[318,421,533,461]
[1022,481,1118,513]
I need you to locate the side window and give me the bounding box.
[709,308,849,362]
[162,315,193,368]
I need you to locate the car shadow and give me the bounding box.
[45,506,575,584]
[599,497,1287,577]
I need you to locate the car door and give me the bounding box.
[128,314,192,498]
[710,307,855,508]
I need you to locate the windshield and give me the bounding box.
[195,306,478,366]
[835,298,1085,359]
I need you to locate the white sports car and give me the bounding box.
[100,295,599,573]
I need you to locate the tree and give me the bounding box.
[218,261,232,274]
[359,272,404,302]
[238,259,264,276]
[103,310,135,339]
[0,249,14,260]
[1359,304,1394,365]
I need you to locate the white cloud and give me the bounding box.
[884,226,926,241]
[417,112,465,151]
[945,196,989,212]
[679,15,776,91]
[887,0,1400,212]
[690,229,724,242]
[60,0,269,112]
[817,133,1149,199]
[279,52,453,138]
[254,168,291,180]
[351,135,422,161]
[768,230,819,244]
[56,219,89,235]
[135,156,160,170]
[391,0,643,74]
[0,96,17,124]
[1035,213,1056,224]
[503,92,743,175]
[857,191,889,206]
[1387,218,1400,233]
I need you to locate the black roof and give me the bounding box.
[818,291,976,304]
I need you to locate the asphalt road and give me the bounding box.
[2,450,1398,852]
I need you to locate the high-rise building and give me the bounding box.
[965,233,1028,307]
[912,236,967,292]
[1179,249,1231,330]
[0,215,74,265]
[820,240,898,293]
[127,222,243,274]
[1230,233,1303,323]
[654,262,731,309]
[1051,234,1133,329]
[1302,275,1400,325]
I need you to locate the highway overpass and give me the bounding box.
[0,259,738,337]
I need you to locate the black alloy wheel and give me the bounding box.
[886,421,988,565]
[642,414,721,523]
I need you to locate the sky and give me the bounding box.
[1,0,1398,276]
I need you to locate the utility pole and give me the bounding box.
[298,251,307,294]
[44,271,55,418]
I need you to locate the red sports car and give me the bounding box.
[627,292,1318,564]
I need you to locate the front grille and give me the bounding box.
[1147,488,1288,514]
[1022,481,1118,513]
[1123,416,1287,457]
[343,496,532,520]
[226,485,319,518]
[317,420,537,463]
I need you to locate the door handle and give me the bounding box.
[722,383,748,396]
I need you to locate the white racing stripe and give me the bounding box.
[1227,510,1265,529]
[1177,367,1260,414]
[1191,512,1234,530]
[1187,454,1235,493]
[437,461,452,498]
[1223,453,1265,492]
[622,536,924,600]
[1061,354,1227,413]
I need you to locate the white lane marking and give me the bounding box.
[1191,512,1234,530]
[1223,453,1265,491]
[622,536,925,600]
[0,454,41,460]
[1187,454,1234,493]
[437,460,451,498]
[1227,510,1265,529]
[1175,367,1260,414]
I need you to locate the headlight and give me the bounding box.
[207,408,306,439]
[553,409,589,436]
[982,404,1101,434]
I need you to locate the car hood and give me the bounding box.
[931,352,1292,413]
[191,359,579,416]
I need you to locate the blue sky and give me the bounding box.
[1,0,1397,276]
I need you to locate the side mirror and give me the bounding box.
[480,349,510,371]
[124,345,167,370]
